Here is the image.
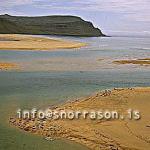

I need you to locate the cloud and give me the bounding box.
[0,0,33,9]
[32,0,150,22]
[0,0,150,22]
[31,0,149,12]
[1,0,149,14]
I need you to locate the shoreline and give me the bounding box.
[0,34,86,51]
[10,87,150,150]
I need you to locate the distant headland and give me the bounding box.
[0,14,105,37]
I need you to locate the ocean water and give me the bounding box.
[0,36,150,150]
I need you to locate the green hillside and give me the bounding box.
[0,14,105,37]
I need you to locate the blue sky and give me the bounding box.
[0,0,150,36]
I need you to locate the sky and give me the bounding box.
[0,0,150,36]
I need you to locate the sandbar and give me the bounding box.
[113,58,150,66]
[0,34,86,50]
[10,87,150,150]
[0,62,18,70]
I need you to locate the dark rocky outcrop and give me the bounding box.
[0,14,105,37]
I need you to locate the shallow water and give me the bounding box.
[0,36,150,150]
[0,36,150,72]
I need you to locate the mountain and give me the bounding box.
[0,14,105,37]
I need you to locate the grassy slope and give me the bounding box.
[0,14,104,37]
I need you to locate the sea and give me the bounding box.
[0,35,150,150]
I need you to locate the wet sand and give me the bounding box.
[0,62,19,70]
[113,58,150,66]
[0,34,86,50]
[10,87,150,150]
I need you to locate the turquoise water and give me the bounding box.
[0,36,150,150]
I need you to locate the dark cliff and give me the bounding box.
[0,14,105,37]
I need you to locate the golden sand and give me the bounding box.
[0,34,86,50]
[10,87,150,150]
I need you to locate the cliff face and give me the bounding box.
[0,14,105,37]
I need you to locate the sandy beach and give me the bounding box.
[10,87,150,150]
[0,34,86,50]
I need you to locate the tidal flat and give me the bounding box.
[0,35,150,150]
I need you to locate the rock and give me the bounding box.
[44,137,54,141]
